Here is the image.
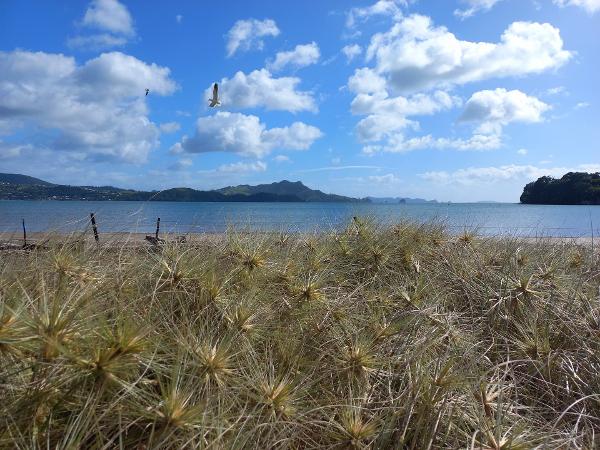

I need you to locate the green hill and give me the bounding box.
[0,173,363,202]
[0,173,55,186]
[520,172,600,205]
[217,180,359,202]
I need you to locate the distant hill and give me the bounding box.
[0,173,364,203]
[217,180,359,202]
[520,172,600,205]
[367,196,437,204]
[0,173,55,186]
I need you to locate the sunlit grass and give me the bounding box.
[0,219,598,447]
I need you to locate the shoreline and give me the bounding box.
[0,230,596,247]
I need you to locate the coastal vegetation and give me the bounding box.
[0,220,599,447]
[521,172,600,205]
[0,174,362,203]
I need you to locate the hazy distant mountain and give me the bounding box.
[0,173,364,203]
[367,196,437,204]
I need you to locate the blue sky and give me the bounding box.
[0,0,598,201]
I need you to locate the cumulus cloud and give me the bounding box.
[346,0,405,28]
[0,141,30,159]
[342,44,362,62]
[173,112,322,158]
[363,133,502,155]
[365,15,571,94]
[226,18,280,57]
[217,161,267,173]
[368,173,401,183]
[82,0,135,35]
[0,50,177,163]
[67,33,128,50]
[348,68,387,95]
[349,86,461,143]
[359,89,548,155]
[159,122,181,133]
[351,90,461,117]
[421,163,600,186]
[454,0,504,19]
[207,69,316,112]
[554,0,600,13]
[460,88,550,134]
[69,0,135,50]
[267,42,320,72]
[168,158,193,171]
[347,15,569,155]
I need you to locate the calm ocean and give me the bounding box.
[1,200,599,237]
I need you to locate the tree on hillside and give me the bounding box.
[520,172,600,204]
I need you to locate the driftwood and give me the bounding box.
[145,235,165,246]
[0,242,22,251]
[0,241,48,251]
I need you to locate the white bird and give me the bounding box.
[208,83,220,107]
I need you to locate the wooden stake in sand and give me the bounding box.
[22,219,27,248]
[90,213,99,243]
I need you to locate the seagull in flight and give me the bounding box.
[208,83,220,107]
[145,88,150,96]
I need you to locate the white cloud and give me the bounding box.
[421,163,600,186]
[348,68,387,95]
[365,15,571,94]
[226,18,280,57]
[360,89,548,154]
[67,33,128,50]
[208,69,316,112]
[575,102,590,109]
[274,155,290,162]
[168,158,193,171]
[369,173,401,183]
[267,42,320,72]
[346,0,405,28]
[0,50,177,163]
[342,44,362,62]
[0,141,30,159]
[460,88,550,134]
[70,0,135,50]
[159,122,181,133]
[554,0,600,13]
[298,165,381,173]
[352,90,461,117]
[82,0,134,35]
[348,15,567,155]
[363,133,502,154]
[350,89,461,142]
[517,148,528,155]
[546,86,567,96]
[454,0,504,19]
[217,161,267,173]
[174,112,322,158]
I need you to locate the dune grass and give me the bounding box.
[0,219,599,448]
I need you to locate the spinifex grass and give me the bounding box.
[0,220,599,448]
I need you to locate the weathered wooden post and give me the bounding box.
[155,217,161,240]
[22,219,27,248]
[90,213,99,242]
